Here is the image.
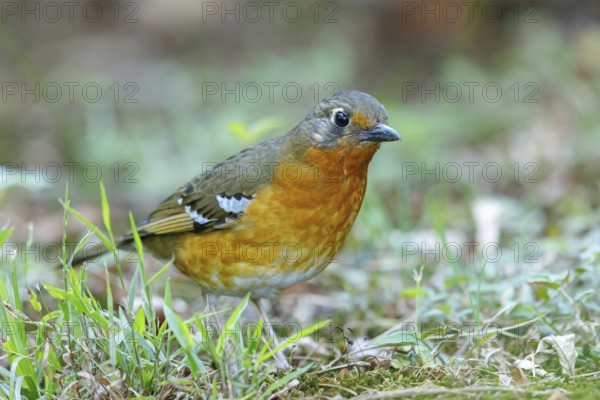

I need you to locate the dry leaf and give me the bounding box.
[509,365,529,386]
[515,357,548,377]
[498,374,512,386]
[534,334,577,377]
[515,334,577,377]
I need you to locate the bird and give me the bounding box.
[72,90,400,366]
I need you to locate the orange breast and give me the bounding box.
[174,144,379,297]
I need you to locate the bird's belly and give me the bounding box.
[173,214,343,298]
[173,157,370,298]
[209,261,328,298]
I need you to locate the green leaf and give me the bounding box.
[163,306,204,376]
[164,306,193,348]
[128,212,145,270]
[465,331,500,359]
[163,278,172,309]
[99,181,114,242]
[529,280,560,290]
[400,287,427,299]
[245,318,264,354]
[27,289,41,312]
[0,227,14,248]
[217,293,249,354]
[105,267,114,322]
[258,319,330,364]
[226,117,283,145]
[64,204,114,254]
[367,330,420,349]
[6,355,38,398]
[134,305,146,336]
[147,259,173,286]
[261,363,313,398]
[127,265,141,312]
[226,122,248,141]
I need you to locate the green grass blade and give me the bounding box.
[217,293,250,354]
[163,306,203,376]
[258,320,330,364]
[99,181,114,243]
[261,363,313,398]
[64,204,113,253]
[147,259,174,286]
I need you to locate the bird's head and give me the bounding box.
[299,90,401,148]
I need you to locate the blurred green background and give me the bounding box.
[1,0,599,318]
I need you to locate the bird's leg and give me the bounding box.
[206,293,224,332]
[253,298,282,348]
[252,298,290,369]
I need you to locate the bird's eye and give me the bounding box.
[333,110,349,128]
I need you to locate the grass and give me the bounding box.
[1,3,599,398]
[0,184,599,399]
[0,185,328,399]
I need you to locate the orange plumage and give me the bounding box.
[174,144,379,298]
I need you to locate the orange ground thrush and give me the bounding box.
[75,90,401,299]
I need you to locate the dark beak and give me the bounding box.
[359,123,402,142]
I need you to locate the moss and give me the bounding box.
[288,362,600,398]
[289,365,453,398]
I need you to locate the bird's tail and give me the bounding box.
[69,236,135,267]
